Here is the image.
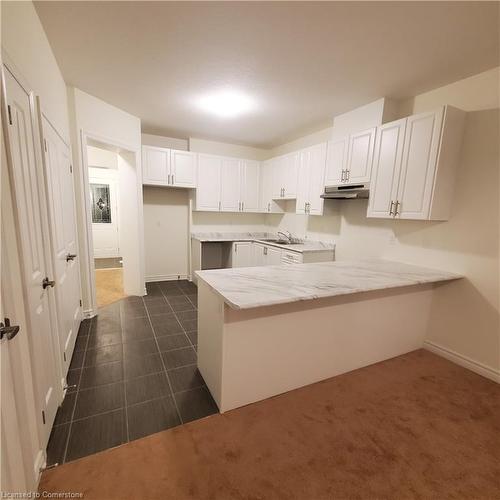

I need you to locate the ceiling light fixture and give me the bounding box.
[195,89,256,118]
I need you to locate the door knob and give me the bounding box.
[0,318,20,341]
[66,253,77,262]
[42,277,56,289]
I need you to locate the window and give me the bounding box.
[90,183,112,223]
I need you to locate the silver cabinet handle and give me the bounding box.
[346,170,350,182]
[268,202,270,212]
[168,174,171,185]
[389,200,395,216]
[218,201,221,211]
[264,246,267,255]
[241,201,244,211]
[341,170,345,182]
[42,277,55,289]
[172,174,174,185]
[394,201,400,216]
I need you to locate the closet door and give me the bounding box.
[220,158,241,212]
[346,127,376,183]
[196,154,221,211]
[241,160,260,212]
[3,67,60,446]
[396,108,444,219]
[367,118,407,219]
[42,116,82,376]
[325,137,347,186]
[170,150,197,188]
[142,146,169,185]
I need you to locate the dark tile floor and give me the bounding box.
[46,280,217,466]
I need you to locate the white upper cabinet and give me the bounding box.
[240,160,260,212]
[259,161,283,213]
[272,153,299,199]
[324,138,347,186]
[324,128,375,186]
[220,159,241,212]
[170,150,197,188]
[196,154,221,211]
[346,127,376,183]
[296,143,327,215]
[142,146,197,188]
[142,146,169,185]
[367,106,465,221]
[367,118,406,218]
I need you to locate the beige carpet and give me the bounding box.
[39,350,500,499]
[95,268,126,307]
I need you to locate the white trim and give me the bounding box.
[423,341,500,383]
[33,449,45,479]
[83,309,96,319]
[145,274,190,283]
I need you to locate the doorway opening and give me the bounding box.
[83,136,144,311]
[87,143,125,307]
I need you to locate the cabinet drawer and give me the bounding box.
[281,251,303,265]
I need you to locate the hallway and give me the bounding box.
[46,280,216,465]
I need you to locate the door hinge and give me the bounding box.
[70,164,73,173]
[44,139,47,152]
[7,105,12,125]
[42,410,46,425]
[79,299,82,307]
[63,352,66,362]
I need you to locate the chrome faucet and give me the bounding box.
[277,230,292,243]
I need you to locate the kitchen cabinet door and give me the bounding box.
[296,149,310,215]
[170,150,197,188]
[142,146,169,185]
[232,242,253,267]
[346,127,376,183]
[396,108,444,220]
[307,142,327,215]
[252,243,266,266]
[196,154,221,211]
[283,152,300,198]
[241,160,260,212]
[266,246,282,265]
[325,138,347,186]
[367,118,407,219]
[220,159,241,212]
[272,157,285,199]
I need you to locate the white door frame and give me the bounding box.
[78,131,144,316]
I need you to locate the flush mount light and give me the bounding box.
[195,89,256,118]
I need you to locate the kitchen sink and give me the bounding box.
[263,239,300,245]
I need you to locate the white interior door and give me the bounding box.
[170,149,196,188]
[90,168,120,258]
[367,118,407,219]
[4,67,61,447]
[397,108,444,219]
[220,158,241,212]
[42,116,82,376]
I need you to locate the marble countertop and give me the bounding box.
[196,259,462,310]
[191,232,335,254]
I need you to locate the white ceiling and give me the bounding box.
[34,1,499,148]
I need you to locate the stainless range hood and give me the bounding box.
[321,183,370,200]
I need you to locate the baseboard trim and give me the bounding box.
[145,274,190,283]
[423,341,500,383]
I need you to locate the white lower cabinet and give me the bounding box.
[252,243,282,266]
[231,242,254,268]
[266,245,282,265]
[367,106,465,221]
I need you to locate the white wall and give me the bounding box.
[143,187,190,281]
[68,87,144,311]
[189,137,268,160]
[142,133,188,151]
[87,145,118,169]
[1,1,69,140]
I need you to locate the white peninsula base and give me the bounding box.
[198,279,438,413]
